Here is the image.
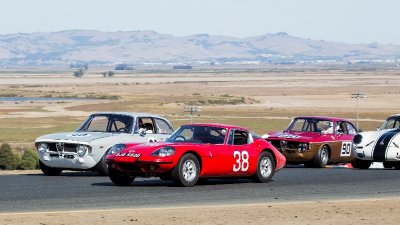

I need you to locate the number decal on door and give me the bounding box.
[341,142,352,156]
[233,150,249,172]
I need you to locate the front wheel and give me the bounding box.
[310,145,329,168]
[39,161,63,176]
[108,167,135,186]
[253,151,275,183]
[383,162,395,169]
[171,153,200,187]
[351,158,372,169]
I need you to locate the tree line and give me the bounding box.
[0,143,39,170]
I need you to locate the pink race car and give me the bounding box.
[106,123,286,187]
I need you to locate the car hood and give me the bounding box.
[119,141,206,155]
[35,132,120,144]
[357,129,398,145]
[265,131,322,142]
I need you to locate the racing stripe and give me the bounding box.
[373,130,400,161]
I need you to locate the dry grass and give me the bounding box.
[0,69,398,149]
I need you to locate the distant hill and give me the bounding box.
[0,30,399,66]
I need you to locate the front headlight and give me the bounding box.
[37,143,48,153]
[298,143,308,152]
[107,144,126,155]
[76,145,89,157]
[354,134,363,145]
[151,146,175,157]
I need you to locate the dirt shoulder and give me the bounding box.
[1,198,399,225]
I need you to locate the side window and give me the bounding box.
[155,118,174,134]
[336,121,348,134]
[136,117,155,133]
[346,122,357,135]
[228,130,249,146]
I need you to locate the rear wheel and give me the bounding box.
[310,145,329,168]
[171,153,200,187]
[253,151,275,183]
[95,153,108,176]
[108,167,135,186]
[351,158,372,169]
[39,161,63,176]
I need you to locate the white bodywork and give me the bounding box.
[355,114,400,162]
[35,112,173,170]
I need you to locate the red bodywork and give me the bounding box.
[106,123,285,178]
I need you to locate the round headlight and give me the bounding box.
[38,143,48,153]
[76,145,88,157]
[298,143,308,152]
[108,144,126,155]
[354,134,363,145]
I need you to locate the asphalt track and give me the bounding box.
[1,167,399,213]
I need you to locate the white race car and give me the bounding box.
[35,112,174,175]
[353,114,400,169]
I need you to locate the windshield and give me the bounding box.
[78,114,133,133]
[167,125,227,144]
[381,117,400,130]
[287,118,334,133]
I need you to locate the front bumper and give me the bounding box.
[39,152,97,170]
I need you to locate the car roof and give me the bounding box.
[92,112,167,119]
[184,123,247,130]
[294,116,353,123]
[388,114,400,118]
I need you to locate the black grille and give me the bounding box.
[269,140,301,151]
[117,163,142,172]
[46,142,77,153]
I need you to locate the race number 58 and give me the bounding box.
[233,150,249,172]
[341,142,352,156]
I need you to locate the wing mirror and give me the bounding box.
[138,128,147,136]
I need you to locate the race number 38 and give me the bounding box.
[233,150,249,172]
[341,142,352,156]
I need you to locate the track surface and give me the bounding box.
[1,167,399,213]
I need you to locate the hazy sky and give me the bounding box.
[1,0,399,44]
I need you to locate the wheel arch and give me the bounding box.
[322,144,331,160]
[182,150,202,170]
[261,148,277,169]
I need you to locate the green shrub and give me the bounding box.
[0,143,21,170]
[18,149,39,170]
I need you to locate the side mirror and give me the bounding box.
[138,128,146,136]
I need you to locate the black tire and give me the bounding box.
[351,158,372,169]
[171,153,200,187]
[310,145,330,168]
[108,167,135,186]
[96,153,109,176]
[253,151,275,183]
[393,163,400,170]
[383,162,395,169]
[39,160,63,176]
[159,174,172,181]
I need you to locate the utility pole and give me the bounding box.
[184,106,201,124]
[351,92,367,131]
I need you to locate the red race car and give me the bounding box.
[106,123,286,187]
[263,116,357,168]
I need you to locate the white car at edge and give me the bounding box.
[353,114,400,169]
[35,112,174,175]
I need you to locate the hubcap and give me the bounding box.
[260,157,272,178]
[182,159,197,182]
[321,147,328,165]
